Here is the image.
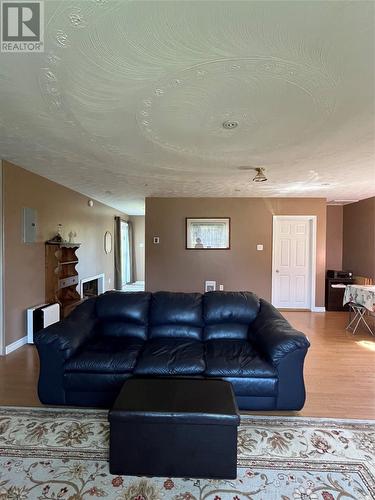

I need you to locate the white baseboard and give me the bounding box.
[311,306,326,313]
[5,335,27,355]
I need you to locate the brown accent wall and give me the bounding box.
[343,197,375,279]
[145,197,326,307]
[3,161,128,346]
[129,215,145,282]
[326,205,343,271]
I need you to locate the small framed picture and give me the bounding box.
[205,280,217,292]
[186,218,230,249]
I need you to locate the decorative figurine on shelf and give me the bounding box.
[68,231,77,244]
[47,224,65,244]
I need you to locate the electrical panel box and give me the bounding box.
[23,207,37,243]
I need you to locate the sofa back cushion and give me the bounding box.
[203,291,260,340]
[149,291,203,339]
[96,291,151,340]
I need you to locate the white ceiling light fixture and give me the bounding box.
[253,167,267,182]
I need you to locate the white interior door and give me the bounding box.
[272,217,312,309]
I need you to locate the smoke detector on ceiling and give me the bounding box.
[222,120,238,129]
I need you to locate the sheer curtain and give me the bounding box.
[114,217,134,289]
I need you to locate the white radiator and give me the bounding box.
[27,303,60,344]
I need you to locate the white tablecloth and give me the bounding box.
[343,285,375,312]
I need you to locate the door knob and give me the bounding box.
[276,269,279,273]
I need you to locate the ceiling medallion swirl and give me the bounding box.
[137,57,337,159]
[223,120,239,129]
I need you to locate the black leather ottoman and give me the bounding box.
[108,378,240,479]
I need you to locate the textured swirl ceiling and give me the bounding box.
[0,0,374,214]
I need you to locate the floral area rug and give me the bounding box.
[0,407,373,499]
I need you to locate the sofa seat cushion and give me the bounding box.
[204,340,277,378]
[134,339,205,376]
[65,337,144,374]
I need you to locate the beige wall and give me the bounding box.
[129,215,145,281]
[145,197,326,307]
[326,205,343,271]
[3,160,128,346]
[343,197,375,279]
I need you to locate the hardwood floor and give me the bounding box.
[0,311,374,419]
[279,310,375,419]
[0,343,39,407]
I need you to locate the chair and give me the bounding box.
[346,302,374,335]
[354,275,374,286]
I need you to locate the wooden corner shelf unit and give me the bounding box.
[45,242,82,318]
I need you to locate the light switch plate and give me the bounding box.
[153,236,160,244]
[256,244,264,251]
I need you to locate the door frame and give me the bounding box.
[0,162,4,355]
[271,215,317,311]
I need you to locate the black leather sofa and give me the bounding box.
[35,291,310,411]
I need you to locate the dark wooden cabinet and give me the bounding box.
[325,278,353,311]
[45,242,81,318]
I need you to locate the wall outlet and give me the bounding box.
[256,244,264,251]
[219,284,224,291]
[153,237,160,244]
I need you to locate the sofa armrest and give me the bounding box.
[35,297,98,358]
[34,297,98,405]
[249,299,310,410]
[249,299,310,366]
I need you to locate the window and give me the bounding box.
[186,218,230,249]
[121,220,131,285]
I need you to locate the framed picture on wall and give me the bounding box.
[186,218,230,249]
